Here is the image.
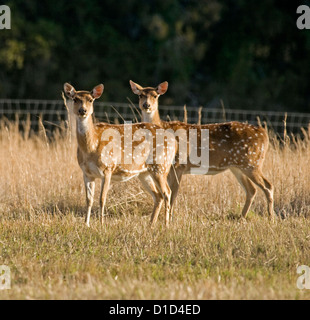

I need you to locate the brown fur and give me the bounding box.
[130,80,274,220]
[64,83,177,227]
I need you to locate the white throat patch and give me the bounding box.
[142,110,155,123]
[77,115,90,135]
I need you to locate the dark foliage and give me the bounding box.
[0,0,309,111]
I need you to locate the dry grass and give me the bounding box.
[0,117,310,300]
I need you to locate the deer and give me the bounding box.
[129,80,275,221]
[63,83,177,228]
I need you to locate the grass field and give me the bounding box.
[0,118,310,300]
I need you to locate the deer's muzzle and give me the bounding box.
[143,103,151,110]
[79,108,87,116]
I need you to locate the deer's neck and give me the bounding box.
[76,115,98,153]
[142,109,163,127]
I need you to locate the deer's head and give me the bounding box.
[130,80,168,115]
[64,83,104,118]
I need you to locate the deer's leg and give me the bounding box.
[230,168,257,218]
[150,173,172,228]
[99,170,112,226]
[242,169,274,220]
[84,175,95,227]
[168,165,185,221]
[138,172,164,227]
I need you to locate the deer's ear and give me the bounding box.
[130,80,143,95]
[64,83,76,99]
[156,81,168,95]
[91,84,104,99]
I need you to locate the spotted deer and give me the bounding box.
[130,80,275,220]
[64,83,176,227]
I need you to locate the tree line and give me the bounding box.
[0,0,309,112]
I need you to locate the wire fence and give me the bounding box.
[0,99,310,136]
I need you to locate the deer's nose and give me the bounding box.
[143,102,150,110]
[78,108,87,116]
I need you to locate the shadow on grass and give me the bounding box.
[40,199,153,220]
